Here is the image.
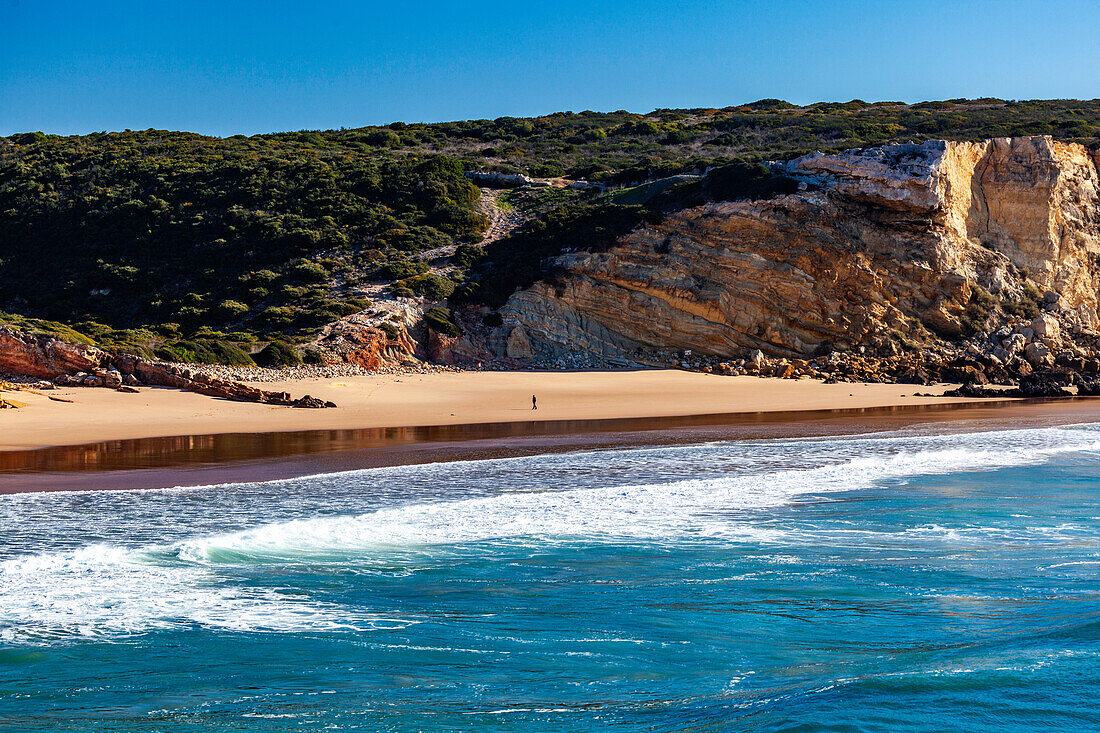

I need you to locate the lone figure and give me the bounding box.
[532,394,538,410]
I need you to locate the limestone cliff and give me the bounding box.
[494,137,1100,367]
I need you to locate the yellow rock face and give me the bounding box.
[498,137,1100,360]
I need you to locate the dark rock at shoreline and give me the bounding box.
[942,368,1082,398]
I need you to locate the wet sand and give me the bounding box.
[4,398,1099,494]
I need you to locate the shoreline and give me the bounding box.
[2,369,1011,452]
[6,368,1099,495]
[5,396,1099,494]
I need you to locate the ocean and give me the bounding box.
[3,422,1100,731]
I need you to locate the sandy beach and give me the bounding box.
[0,369,1005,451]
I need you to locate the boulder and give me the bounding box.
[104,369,123,388]
[942,365,988,385]
[1003,333,1027,356]
[1018,370,1075,397]
[1031,314,1060,340]
[1024,341,1053,367]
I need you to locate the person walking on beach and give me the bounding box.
[532,394,538,410]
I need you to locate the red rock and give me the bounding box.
[0,327,108,378]
[0,330,334,408]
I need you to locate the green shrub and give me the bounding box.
[424,307,460,336]
[375,258,429,280]
[295,307,341,327]
[403,273,455,300]
[290,260,330,283]
[225,331,257,342]
[248,269,280,284]
[178,306,207,321]
[1004,297,1040,319]
[363,129,401,147]
[661,129,695,145]
[0,311,96,345]
[253,340,303,367]
[204,340,256,365]
[1005,282,1043,319]
[959,284,997,335]
[217,300,250,318]
[155,339,254,365]
[529,163,564,178]
[344,296,371,310]
[618,120,661,136]
[452,243,484,269]
[384,225,450,253]
[260,306,296,328]
[280,285,307,300]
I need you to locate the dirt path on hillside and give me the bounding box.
[477,188,525,244]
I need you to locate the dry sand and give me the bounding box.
[0,369,1003,451]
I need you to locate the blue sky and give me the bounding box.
[3,0,1098,136]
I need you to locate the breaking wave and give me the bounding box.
[4,423,1100,643]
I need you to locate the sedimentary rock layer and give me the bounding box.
[497,136,1100,360]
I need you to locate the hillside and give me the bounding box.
[246,97,1100,180]
[2,98,1100,369]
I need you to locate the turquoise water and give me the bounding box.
[4,423,1100,731]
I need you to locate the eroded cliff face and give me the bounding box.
[495,136,1100,362]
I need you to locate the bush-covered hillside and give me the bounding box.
[0,130,487,334]
[1,98,1098,363]
[265,97,1100,182]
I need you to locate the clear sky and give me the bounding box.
[3,0,1098,137]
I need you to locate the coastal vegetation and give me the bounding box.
[0,132,485,340]
[2,98,1099,365]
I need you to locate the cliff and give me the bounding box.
[491,137,1100,378]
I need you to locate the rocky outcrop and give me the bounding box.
[494,137,1100,368]
[467,171,545,188]
[0,328,109,378]
[113,355,335,408]
[311,319,421,371]
[0,327,335,407]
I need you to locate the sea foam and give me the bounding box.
[4,424,1100,643]
[177,426,1100,562]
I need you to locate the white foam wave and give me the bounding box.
[177,432,1100,563]
[4,424,1100,643]
[0,544,408,644]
